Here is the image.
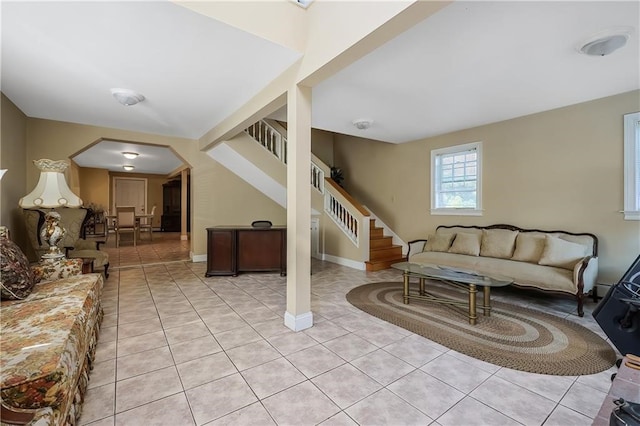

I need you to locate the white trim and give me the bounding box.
[623,111,640,220]
[284,311,313,331]
[191,253,207,263]
[430,141,482,216]
[322,253,366,270]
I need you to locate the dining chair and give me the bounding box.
[139,205,156,241]
[115,206,137,247]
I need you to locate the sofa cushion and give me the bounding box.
[0,236,35,300]
[31,258,83,284]
[448,232,481,256]
[424,233,456,252]
[512,233,546,263]
[480,229,518,259]
[408,250,576,293]
[538,235,588,270]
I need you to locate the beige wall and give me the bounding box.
[78,167,110,211]
[0,94,28,249]
[334,90,640,284]
[311,129,334,167]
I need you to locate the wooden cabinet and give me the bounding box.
[161,177,190,232]
[206,227,286,277]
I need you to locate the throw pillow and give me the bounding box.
[424,233,456,252]
[480,229,518,259]
[448,232,481,256]
[511,233,546,263]
[538,235,588,270]
[0,236,36,300]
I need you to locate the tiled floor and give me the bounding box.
[80,236,618,426]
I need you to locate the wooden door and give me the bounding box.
[113,177,147,214]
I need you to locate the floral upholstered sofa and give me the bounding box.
[1,233,104,426]
[407,224,598,316]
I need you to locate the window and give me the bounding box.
[431,141,482,216]
[624,112,640,220]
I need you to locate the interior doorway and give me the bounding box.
[113,177,148,215]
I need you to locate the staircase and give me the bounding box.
[365,219,405,271]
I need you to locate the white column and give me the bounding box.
[284,84,313,331]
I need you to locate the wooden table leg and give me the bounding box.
[419,277,425,295]
[468,284,477,325]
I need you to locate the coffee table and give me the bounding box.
[391,262,513,325]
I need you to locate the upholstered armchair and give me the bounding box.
[23,208,110,278]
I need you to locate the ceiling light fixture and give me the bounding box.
[352,119,373,130]
[123,165,135,171]
[123,152,139,159]
[578,28,632,56]
[111,88,145,106]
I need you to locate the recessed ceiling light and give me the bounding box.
[577,27,632,56]
[352,119,373,130]
[123,165,135,171]
[111,88,145,106]
[123,152,138,159]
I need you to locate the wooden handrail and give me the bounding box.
[324,178,370,216]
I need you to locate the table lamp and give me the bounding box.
[19,159,83,259]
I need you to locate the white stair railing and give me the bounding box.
[311,161,324,194]
[245,120,287,164]
[325,192,360,246]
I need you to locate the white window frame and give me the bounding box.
[623,111,640,220]
[430,141,482,216]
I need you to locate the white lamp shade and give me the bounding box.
[19,159,83,208]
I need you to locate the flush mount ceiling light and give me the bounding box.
[123,152,139,159]
[110,88,145,106]
[123,165,135,171]
[578,28,632,56]
[352,119,373,130]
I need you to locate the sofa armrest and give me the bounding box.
[1,404,35,425]
[407,239,428,260]
[31,258,84,283]
[574,256,598,295]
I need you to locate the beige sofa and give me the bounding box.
[407,224,598,316]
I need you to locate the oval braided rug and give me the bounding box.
[346,282,616,375]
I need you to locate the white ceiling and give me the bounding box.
[2,1,639,174]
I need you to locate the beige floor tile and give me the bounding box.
[214,325,263,350]
[436,396,521,426]
[186,373,258,425]
[262,381,340,426]
[267,331,318,356]
[323,334,378,362]
[251,318,291,339]
[345,388,432,425]
[470,376,557,425]
[160,310,202,329]
[117,316,163,340]
[115,392,195,426]
[303,320,350,343]
[94,340,117,363]
[495,367,575,402]
[351,349,415,386]
[388,369,465,419]
[205,402,276,426]
[88,359,116,389]
[241,358,306,399]
[117,330,167,357]
[286,345,346,379]
[225,340,282,371]
[116,346,175,380]
[177,352,237,390]
[544,404,592,426]
[421,353,492,393]
[559,381,608,419]
[383,334,447,368]
[312,363,382,409]
[318,412,358,426]
[79,383,115,425]
[164,320,210,344]
[115,366,183,413]
[170,334,222,364]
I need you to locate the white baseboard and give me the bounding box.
[322,254,366,270]
[191,254,207,263]
[284,311,313,331]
